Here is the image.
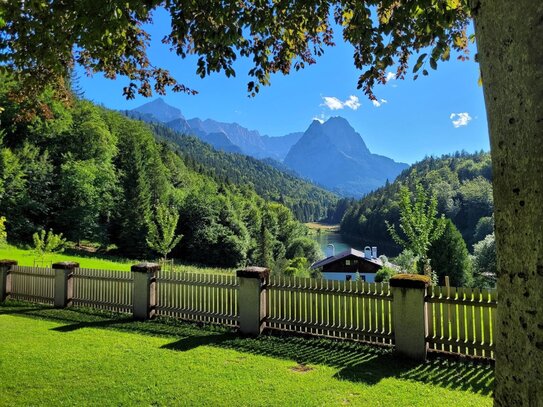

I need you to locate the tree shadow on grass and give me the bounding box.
[1,301,494,396]
[51,317,132,332]
[161,331,493,395]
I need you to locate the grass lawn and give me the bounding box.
[0,245,233,274]
[0,301,494,406]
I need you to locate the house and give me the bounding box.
[310,246,383,282]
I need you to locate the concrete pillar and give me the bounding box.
[53,261,78,308]
[390,273,431,361]
[236,267,269,336]
[131,262,160,320]
[0,260,17,302]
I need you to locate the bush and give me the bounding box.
[286,237,322,263]
[283,257,311,277]
[0,216,7,247]
[472,233,496,288]
[393,249,418,273]
[33,229,66,261]
[375,266,397,283]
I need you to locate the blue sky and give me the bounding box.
[77,8,489,165]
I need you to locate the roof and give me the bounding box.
[310,248,383,270]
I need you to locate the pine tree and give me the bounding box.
[428,219,472,287]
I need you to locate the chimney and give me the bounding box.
[371,246,377,259]
[364,246,372,259]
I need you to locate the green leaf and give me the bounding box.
[413,54,427,73]
[429,58,437,70]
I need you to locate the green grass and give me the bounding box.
[0,244,234,274]
[0,301,494,406]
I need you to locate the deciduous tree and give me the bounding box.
[147,203,183,260]
[386,183,446,274]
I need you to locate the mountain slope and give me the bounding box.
[261,132,304,160]
[149,122,338,222]
[130,99,299,160]
[340,151,493,255]
[284,117,408,197]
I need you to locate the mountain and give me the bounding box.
[149,122,338,222]
[130,100,299,159]
[261,132,304,160]
[284,117,408,197]
[131,97,185,123]
[129,99,407,197]
[340,151,493,255]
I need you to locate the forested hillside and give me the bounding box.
[0,78,321,269]
[341,152,493,255]
[149,122,338,222]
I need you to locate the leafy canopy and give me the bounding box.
[386,183,446,263]
[147,203,183,260]
[32,229,66,260]
[0,1,471,102]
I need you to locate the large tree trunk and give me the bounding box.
[473,1,543,405]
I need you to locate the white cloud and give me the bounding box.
[450,112,472,128]
[372,98,388,108]
[322,96,345,110]
[344,95,361,110]
[311,113,327,123]
[385,72,396,82]
[321,95,360,111]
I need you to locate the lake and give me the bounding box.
[313,230,363,258]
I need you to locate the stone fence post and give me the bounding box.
[0,260,17,302]
[131,262,160,320]
[237,267,269,335]
[390,273,431,361]
[53,262,78,308]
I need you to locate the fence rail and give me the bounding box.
[9,266,55,304]
[73,268,133,313]
[426,286,497,359]
[267,276,394,345]
[156,271,239,326]
[1,261,499,361]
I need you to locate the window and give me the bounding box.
[345,260,351,266]
[346,275,352,281]
[353,259,359,265]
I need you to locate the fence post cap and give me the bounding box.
[236,267,270,279]
[52,261,79,270]
[390,273,431,288]
[131,262,161,273]
[0,259,17,267]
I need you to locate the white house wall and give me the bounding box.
[322,272,376,283]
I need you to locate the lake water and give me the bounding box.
[313,230,363,258]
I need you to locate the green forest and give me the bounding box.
[0,78,321,270]
[149,123,338,223]
[341,151,493,252]
[340,151,495,286]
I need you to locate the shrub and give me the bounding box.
[472,233,497,288]
[375,266,397,283]
[33,229,66,261]
[0,216,7,247]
